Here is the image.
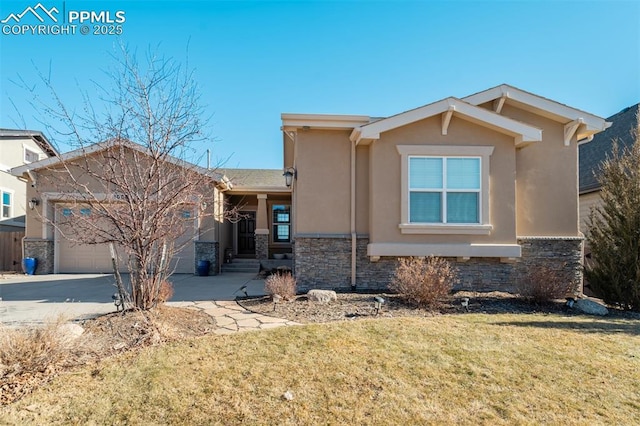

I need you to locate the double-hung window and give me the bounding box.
[397,145,494,235]
[409,157,481,224]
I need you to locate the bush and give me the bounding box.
[585,127,640,311]
[0,320,89,404]
[390,256,457,308]
[157,280,174,303]
[516,265,573,303]
[264,272,297,301]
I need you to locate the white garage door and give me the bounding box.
[56,205,195,274]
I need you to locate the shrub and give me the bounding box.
[516,265,573,303]
[585,126,640,311]
[157,280,174,303]
[265,272,297,301]
[390,256,457,308]
[0,320,90,404]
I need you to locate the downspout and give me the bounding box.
[351,139,357,289]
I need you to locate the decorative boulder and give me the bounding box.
[574,298,609,316]
[307,289,337,303]
[56,323,85,341]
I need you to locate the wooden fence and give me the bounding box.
[0,231,24,272]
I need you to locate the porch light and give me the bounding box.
[28,198,39,210]
[283,167,296,187]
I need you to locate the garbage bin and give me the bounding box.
[23,257,37,275]
[196,260,210,277]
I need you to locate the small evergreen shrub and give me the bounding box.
[265,272,297,301]
[516,265,573,303]
[586,127,640,311]
[390,256,457,308]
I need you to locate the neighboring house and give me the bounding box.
[12,85,611,294]
[578,103,639,236]
[0,129,58,230]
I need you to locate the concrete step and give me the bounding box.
[221,259,260,274]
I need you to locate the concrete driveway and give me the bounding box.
[0,273,266,327]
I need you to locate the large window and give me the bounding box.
[397,145,494,235]
[272,204,291,243]
[1,190,12,218]
[409,157,480,224]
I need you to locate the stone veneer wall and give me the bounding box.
[294,236,583,293]
[294,237,352,290]
[255,233,269,260]
[516,237,584,294]
[23,239,54,274]
[195,241,219,275]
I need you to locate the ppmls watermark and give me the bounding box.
[1,2,126,36]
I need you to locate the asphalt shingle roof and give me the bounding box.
[219,168,287,188]
[579,103,639,193]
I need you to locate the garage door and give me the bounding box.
[56,205,195,274]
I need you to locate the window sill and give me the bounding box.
[367,243,521,258]
[398,223,493,235]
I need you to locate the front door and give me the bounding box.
[237,211,256,256]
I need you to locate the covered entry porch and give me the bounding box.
[218,169,292,269]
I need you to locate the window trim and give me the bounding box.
[23,146,40,164]
[270,203,291,244]
[397,145,494,235]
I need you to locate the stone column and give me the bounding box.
[255,194,269,260]
[195,241,219,275]
[23,238,54,274]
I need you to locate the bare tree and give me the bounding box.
[22,44,234,309]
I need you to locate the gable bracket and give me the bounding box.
[493,94,507,114]
[564,118,584,146]
[441,106,455,135]
[284,130,296,142]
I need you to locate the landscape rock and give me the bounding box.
[282,390,294,401]
[574,298,609,316]
[307,289,337,303]
[56,323,84,340]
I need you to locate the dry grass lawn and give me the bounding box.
[1,313,639,425]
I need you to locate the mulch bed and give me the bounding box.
[238,291,575,324]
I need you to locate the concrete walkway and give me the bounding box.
[0,272,299,332]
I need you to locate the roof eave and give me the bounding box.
[11,140,226,187]
[281,113,371,130]
[353,97,541,146]
[228,186,291,194]
[463,84,610,136]
[0,129,59,157]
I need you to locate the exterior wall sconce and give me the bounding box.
[28,198,39,210]
[283,167,297,187]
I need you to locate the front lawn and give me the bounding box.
[2,314,639,425]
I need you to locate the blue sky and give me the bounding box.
[1,0,639,169]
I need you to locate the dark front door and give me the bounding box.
[238,212,256,256]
